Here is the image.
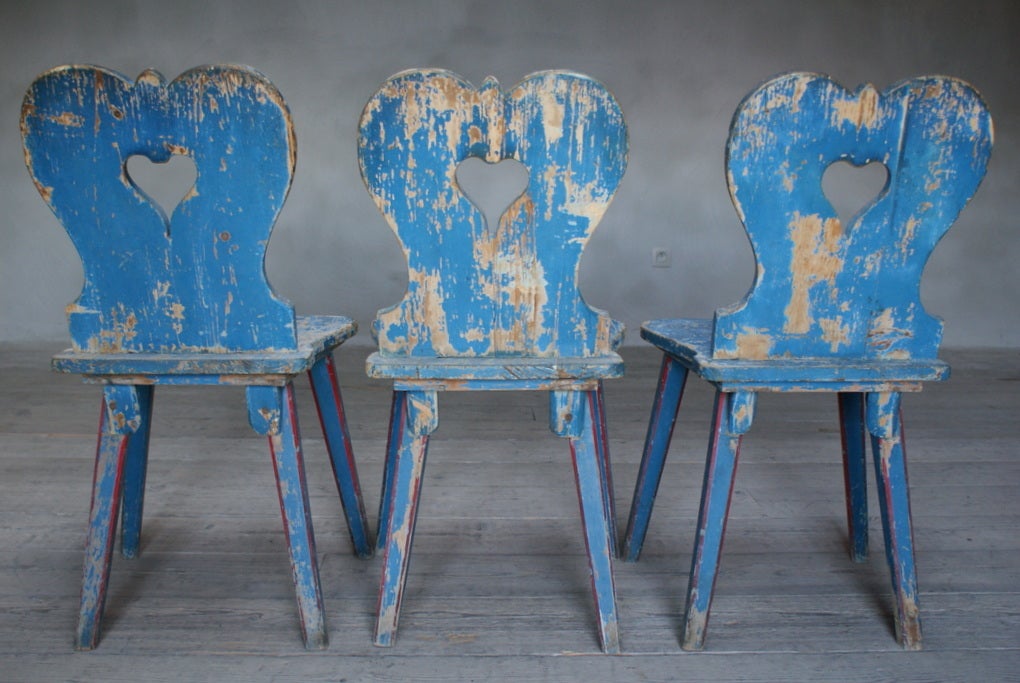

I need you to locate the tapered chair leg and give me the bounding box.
[309,353,373,557]
[77,385,142,650]
[682,389,754,651]
[565,390,621,654]
[376,390,406,553]
[867,392,922,650]
[838,392,869,562]
[592,381,617,557]
[119,385,154,559]
[622,354,689,561]
[375,390,438,647]
[248,384,328,650]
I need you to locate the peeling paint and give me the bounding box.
[22,65,299,353]
[784,212,844,335]
[713,73,991,362]
[50,111,84,127]
[819,316,850,352]
[716,327,773,360]
[359,69,627,360]
[832,85,880,129]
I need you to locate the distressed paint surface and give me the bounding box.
[250,384,329,649]
[681,390,745,652]
[838,392,869,563]
[359,69,627,359]
[22,65,370,651]
[77,385,137,649]
[119,384,155,559]
[308,354,372,558]
[621,355,688,562]
[564,389,621,654]
[22,65,297,353]
[625,72,992,652]
[713,73,993,361]
[361,69,625,654]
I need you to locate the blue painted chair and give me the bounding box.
[621,73,993,650]
[358,69,627,653]
[21,65,373,650]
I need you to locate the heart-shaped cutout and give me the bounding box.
[456,157,528,230]
[126,153,197,219]
[822,159,888,230]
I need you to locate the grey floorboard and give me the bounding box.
[1,344,1017,681]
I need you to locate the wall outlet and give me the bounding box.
[652,247,671,268]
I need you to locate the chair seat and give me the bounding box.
[366,351,623,390]
[641,318,948,392]
[53,315,357,383]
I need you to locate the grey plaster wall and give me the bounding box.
[2,0,1016,347]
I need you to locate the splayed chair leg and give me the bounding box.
[867,391,922,650]
[375,390,438,647]
[248,384,328,650]
[77,385,142,650]
[376,390,405,553]
[592,381,617,556]
[553,389,620,653]
[309,352,373,557]
[119,385,154,559]
[839,392,869,562]
[622,354,688,561]
[682,389,755,651]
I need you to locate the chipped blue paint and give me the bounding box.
[360,69,625,653]
[564,390,620,654]
[249,384,329,649]
[76,386,135,650]
[359,69,627,360]
[308,354,372,557]
[119,384,154,559]
[681,389,744,652]
[715,73,993,362]
[623,72,992,652]
[21,64,370,651]
[838,392,869,563]
[621,356,689,562]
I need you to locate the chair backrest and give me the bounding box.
[713,72,992,361]
[358,69,627,358]
[21,65,297,354]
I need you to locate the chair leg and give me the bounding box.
[308,352,373,557]
[866,392,922,650]
[376,390,405,553]
[838,392,869,562]
[119,385,154,559]
[592,381,617,557]
[622,354,689,562]
[77,385,142,650]
[558,389,621,654]
[247,384,328,650]
[682,389,754,651]
[375,390,438,647]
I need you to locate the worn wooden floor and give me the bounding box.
[1,343,1017,682]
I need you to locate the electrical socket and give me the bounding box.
[652,247,671,268]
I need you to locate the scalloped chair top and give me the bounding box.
[358,69,628,359]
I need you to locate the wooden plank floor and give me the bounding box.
[1,343,1017,681]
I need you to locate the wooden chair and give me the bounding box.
[21,64,373,650]
[621,73,993,650]
[358,69,627,653]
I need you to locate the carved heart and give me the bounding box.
[821,159,888,233]
[455,156,529,231]
[125,153,198,221]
